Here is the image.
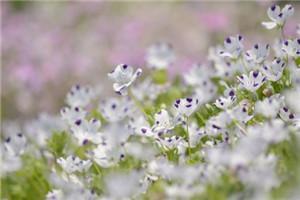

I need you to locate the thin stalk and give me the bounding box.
[185,116,192,158]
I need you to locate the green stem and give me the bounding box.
[185,116,192,159]
[93,163,102,176]
[128,89,146,116]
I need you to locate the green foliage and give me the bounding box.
[152,69,168,85]
[1,155,51,200]
[47,131,70,158]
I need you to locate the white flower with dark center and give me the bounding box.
[262,4,294,29]
[229,103,253,123]
[4,133,26,156]
[279,106,296,122]
[60,106,86,126]
[174,97,199,117]
[193,78,217,103]
[237,70,267,92]
[57,156,92,174]
[70,118,103,145]
[99,97,134,122]
[152,109,174,133]
[156,135,183,150]
[245,43,270,65]
[146,42,175,69]
[215,88,236,110]
[255,94,283,118]
[261,57,286,81]
[66,85,95,108]
[281,39,300,58]
[219,35,243,59]
[206,112,231,135]
[108,64,142,95]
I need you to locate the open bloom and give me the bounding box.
[174,97,199,117]
[281,39,300,58]
[255,94,283,118]
[215,88,236,110]
[108,64,142,95]
[4,133,26,156]
[66,85,95,108]
[245,43,270,65]
[238,70,266,92]
[60,106,86,126]
[261,57,286,81]
[146,42,175,69]
[219,35,243,59]
[262,4,294,29]
[57,156,92,174]
[70,118,103,145]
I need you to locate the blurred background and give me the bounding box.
[1,1,300,121]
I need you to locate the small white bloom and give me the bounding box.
[99,97,134,122]
[219,35,243,59]
[66,85,95,108]
[174,97,199,117]
[108,64,142,95]
[146,42,175,69]
[279,106,296,122]
[70,118,103,145]
[281,39,300,58]
[245,43,270,65]
[215,88,236,110]
[46,189,64,200]
[184,63,214,86]
[188,123,207,147]
[4,133,26,156]
[229,103,253,123]
[255,94,283,118]
[156,135,183,150]
[152,109,174,133]
[261,57,286,81]
[57,156,92,174]
[262,4,294,29]
[60,106,86,126]
[238,70,267,92]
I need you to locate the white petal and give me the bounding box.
[262,21,277,29]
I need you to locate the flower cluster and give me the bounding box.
[2,4,300,200]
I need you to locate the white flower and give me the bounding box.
[108,64,142,95]
[88,144,117,168]
[46,189,63,200]
[66,85,95,108]
[261,57,286,81]
[206,112,231,135]
[99,97,134,122]
[219,35,243,59]
[262,4,294,29]
[279,106,296,122]
[188,123,207,148]
[60,106,86,126]
[215,88,236,110]
[281,39,300,58]
[238,70,266,92]
[255,94,283,118]
[174,97,199,117]
[57,156,92,174]
[184,63,213,86]
[70,118,103,145]
[4,133,26,156]
[152,109,174,133]
[245,43,270,65]
[156,135,184,150]
[146,42,175,69]
[229,103,253,123]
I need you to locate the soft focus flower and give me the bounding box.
[57,156,92,174]
[108,64,142,95]
[281,38,300,58]
[245,43,270,65]
[66,85,95,108]
[174,97,199,117]
[262,4,294,29]
[146,42,175,69]
[219,35,243,59]
[238,70,266,92]
[261,57,286,81]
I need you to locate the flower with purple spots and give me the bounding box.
[262,4,294,29]
[237,70,267,92]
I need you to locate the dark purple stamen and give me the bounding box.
[229,90,235,96]
[5,137,11,143]
[284,41,289,46]
[141,128,147,133]
[271,5,276,11]
[83,139,89,145]
[254,44,259,49]
[111,104,116,109]
[278,13,283,18]
[226,37,231,43]
[75,107,79,112]
[186,104,192,108]
[186,98,193,102]
[212,124,221,130]
[289,114,295,119]
[238,35,242,41]
[122,64,128,69]
[75,119,82,126]
[17,133,23,137]
[176,99,181,104]
[283,107,288,112]
[253,71,259,78]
